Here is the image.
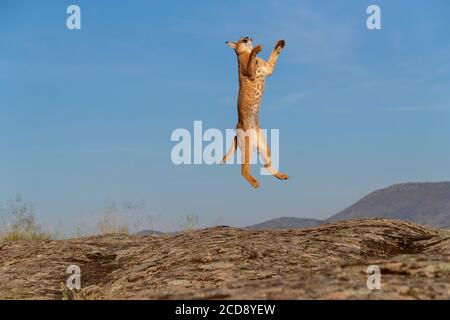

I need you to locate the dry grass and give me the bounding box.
[60,283,101,300]
[1,197,197,243]
[97,212,129,235]
[0,195,53,244]
[0,228,52,244]
[183,213,199,232]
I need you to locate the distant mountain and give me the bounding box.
[328,182,450,228]
[247,217,323,230]
[246,182,450,230]
[136,182,450,233]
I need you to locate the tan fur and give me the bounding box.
[222,37,289,188]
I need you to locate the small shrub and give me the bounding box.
[0,195,52,244]
[184,213,199,232]
[96,203,130,235]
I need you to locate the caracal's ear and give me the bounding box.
[226,41,236,49]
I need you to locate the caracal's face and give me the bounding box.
[226,36,253,55]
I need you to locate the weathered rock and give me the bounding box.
[0,219,448,299]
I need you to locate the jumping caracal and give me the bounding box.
[222,36,289,188]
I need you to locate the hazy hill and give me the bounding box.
[246,182,450,230]
[247,217,323,230]
[328,182,450,228]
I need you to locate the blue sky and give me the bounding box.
[1,0,449,233]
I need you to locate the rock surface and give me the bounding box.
[0,219,449,300]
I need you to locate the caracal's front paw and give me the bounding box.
[275,40,286,50]
[253,45,263,55]
[275,172,289,180]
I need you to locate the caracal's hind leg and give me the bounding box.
[220,136,237,164]
[238,130,259,188]
[257,129,289,180]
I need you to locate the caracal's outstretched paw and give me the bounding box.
[275,172,289,180]
[276,40,285,49]
[253,45,263,54]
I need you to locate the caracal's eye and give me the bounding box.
[243,39,248,43]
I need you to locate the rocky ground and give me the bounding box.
[0,218,449,300]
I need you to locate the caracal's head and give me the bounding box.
[226,36,253,55]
